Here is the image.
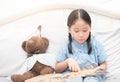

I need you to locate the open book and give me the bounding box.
[25,66,104,82]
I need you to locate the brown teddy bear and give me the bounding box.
[11,26,54,82]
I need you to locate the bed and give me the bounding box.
[0,0,120,82]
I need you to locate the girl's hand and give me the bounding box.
[80,66,104,76]
[67,58,81,72]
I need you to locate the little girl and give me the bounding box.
[55,9,107,82]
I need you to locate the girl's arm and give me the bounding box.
[55,58,81,73]
[99,61,107,71]
[55,59,68,73]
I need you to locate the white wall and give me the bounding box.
[0,0,120,25]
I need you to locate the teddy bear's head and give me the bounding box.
[22,36,49,56]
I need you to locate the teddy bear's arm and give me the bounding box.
[40,66,54,75]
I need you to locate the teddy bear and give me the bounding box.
[11,25,54,82]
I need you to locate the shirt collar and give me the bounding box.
[72,39,87,48]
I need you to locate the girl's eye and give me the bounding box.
[74,31,79,33]
[83,30,88,32]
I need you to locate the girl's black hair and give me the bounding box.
[68,33,73,54]
[67,9,92,54]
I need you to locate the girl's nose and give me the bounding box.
[78,32,84,37]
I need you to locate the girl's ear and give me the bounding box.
[68,27,71,33]
[89,26,91,32]
[89,28,91,32]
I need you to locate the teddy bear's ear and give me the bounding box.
[43,37,49,48]
[22,41,27,51]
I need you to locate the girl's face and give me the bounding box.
[69,19,91,44]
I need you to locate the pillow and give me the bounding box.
[93,27,120,79]
[0,17,43,76]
